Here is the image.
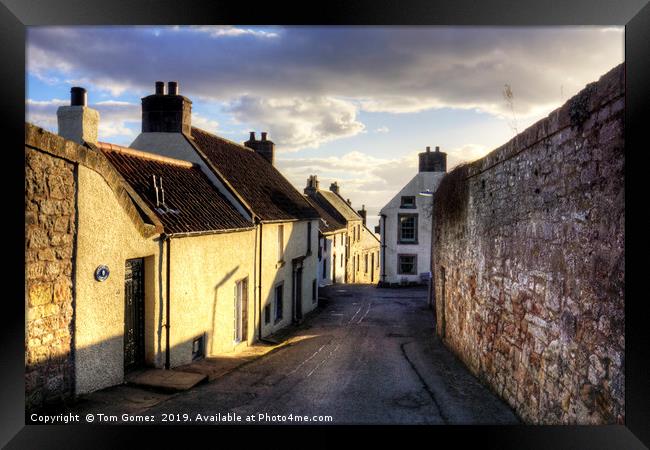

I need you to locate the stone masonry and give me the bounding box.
[432,64,624,424]
[25,146,76,411]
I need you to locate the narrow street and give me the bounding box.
[133,285,518,425]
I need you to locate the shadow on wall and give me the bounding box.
[210,265,239,355]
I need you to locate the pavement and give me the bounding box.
[59,284,519,425]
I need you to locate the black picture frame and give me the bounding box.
[2,0,648,447]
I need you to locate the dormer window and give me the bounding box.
[400,196,416,209]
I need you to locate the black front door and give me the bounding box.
[294,267,303,322]
[124,258,145,373]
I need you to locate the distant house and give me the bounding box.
[304,175,380,285]
[379,146,447,286]
[25,82,320,408]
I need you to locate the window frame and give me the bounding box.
[278,224,285,262]
[400,196,417,209]
[397,213,419,244]
[397,254,418,275]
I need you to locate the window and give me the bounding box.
[307,222,312,254]
[400,196,416,209]
[340,253,343,267]
[312,279,317,303]
[278,225,284,261]
[192,335,204,361]
[322,258,327,279]
[398,214,418,244]
[398,255,417,274]
[264,303,271,324]
[234,278,248,343]
[274,283,284,322]
[364,254,368,273]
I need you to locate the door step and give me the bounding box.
[125,369,207,392]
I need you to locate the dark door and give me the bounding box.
[124,258,145,372]
[294,267,303,322]
[371,253,375,282]
[332,253,336,283]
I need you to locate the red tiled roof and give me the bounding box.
[98,142,253,234]
[304,195,346,234]
[189,127,320,222]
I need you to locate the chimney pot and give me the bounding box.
[70,87,87,106]
[168,81,178,95]
[155,81,165,95]
[261,132,267,141]
[426,146,431,153]
[249,131,256,141]
[436,146,440,152]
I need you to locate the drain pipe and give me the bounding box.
[380,214,387,286]
[257,220,263,341]
[164,234,171,370]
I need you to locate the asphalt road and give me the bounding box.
[144,284,519,425]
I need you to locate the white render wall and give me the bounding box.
[379,171,445,284]
[317,231,347,286]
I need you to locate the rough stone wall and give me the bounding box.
[25,146,76,411]
[432,64,624,424]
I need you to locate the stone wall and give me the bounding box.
[25,146,76,411]
[432,64,624,424]
[24,123,161,409]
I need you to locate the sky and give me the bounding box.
[26,26,623,229]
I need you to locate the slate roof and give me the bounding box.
[304,195,347,234]
[317,190,362,223]
[98,142,253,234]
[189,127,320,222]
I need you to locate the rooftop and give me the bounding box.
[189,127,320,222]
[98,142,253,234]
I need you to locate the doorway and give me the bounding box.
[293,267,303,322]
[124,258,145,373]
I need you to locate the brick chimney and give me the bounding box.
[329,181,340,195]
[141,81,192,134]
[357,204,367,226]
[304,175,320,196]
[57,87,99,145]
[419,145,447,172]
[244,131,275,165]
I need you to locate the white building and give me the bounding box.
[379,146,447,286]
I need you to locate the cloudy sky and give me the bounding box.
[26,26,623,228]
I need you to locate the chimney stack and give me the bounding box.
[418,145,447,172]
[57,86,99,145]
[329,181,340,195]
[357,204,367,226]
[155,81,165,95]
[141,81,192,134]
[244,131,275,165]
[304,175,320,196]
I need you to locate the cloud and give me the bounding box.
[375,126,389,133]
[277,143,488,224]
[226,95,365,151]
[179,26,280,39]
[26,26,623,150]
